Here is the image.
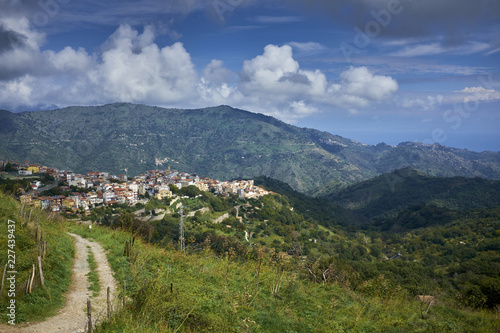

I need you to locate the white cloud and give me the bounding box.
[0,76,34,106]
[93,25,198,104]
[458,87,500,103]
[340,66,398,100]
[486,47,500,56]
[391,42,444,57]
[399,95,444,111]
[390,41,492,57]
[47,47,93,73]
[323,66,398,111]
[290,100,318,116]
[0,23,199,108]
[240,44,327,101]
[202,59,235,84]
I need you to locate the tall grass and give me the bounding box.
[0,192,74,323]
[68,223,500,333]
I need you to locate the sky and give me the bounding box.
[0,0,499,152]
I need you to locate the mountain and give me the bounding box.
[1,103,500,194]
[324,167,500,221]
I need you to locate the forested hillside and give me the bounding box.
[2,103,500,194]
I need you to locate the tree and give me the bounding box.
[180,185,201,198]
[119,212,134,231]
[169,184,180,195]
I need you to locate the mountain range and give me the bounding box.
[1,103,500,195]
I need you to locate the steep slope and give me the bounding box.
[324,167,500,220]
[1,103,500,194]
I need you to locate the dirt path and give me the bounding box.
[1,233,117,332]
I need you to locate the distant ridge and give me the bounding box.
[1,103,499,194]
[324,167,500,219]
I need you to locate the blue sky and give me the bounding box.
[0,0,499,152]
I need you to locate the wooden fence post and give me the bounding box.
[107,287,110,320]
[38,256,45,288]
[87,298,92,333]
[28,264,35,294]
[124,241,129,257]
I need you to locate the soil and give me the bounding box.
[0,233,118,332]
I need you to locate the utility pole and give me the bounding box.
[179,206,185,252]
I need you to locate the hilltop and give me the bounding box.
[1,103,500,194]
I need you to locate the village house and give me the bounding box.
[27,164,40,173]
[18,169,33,176]
[155,186,173,200]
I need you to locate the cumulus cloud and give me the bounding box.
[94,25,198,104]
[47,47,93,73]
[0,22,199,109]
[0,17,46,80]
[324,66,398,112]
[234,46,398,120]
[240,44,327,101]
[202,59,235,84]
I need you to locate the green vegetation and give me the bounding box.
[1,103,500,194]
[0,192,74,323]
[324,167,500,220]
[77,174,500,314]
[1,164,499,331]
[86,246,100,298]
[68,222,500,332]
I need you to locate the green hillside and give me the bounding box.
[324,167,500,221]
[70,213,500,333]
[1,103,500,194]
[0,192,74,324]
[1,174,500,331]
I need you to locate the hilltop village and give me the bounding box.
[0,161,270,214]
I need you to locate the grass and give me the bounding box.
[67,222,500,333]
[0,192,74,324]
[86,246,100,297]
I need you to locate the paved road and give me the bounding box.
[34,180,59,194]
